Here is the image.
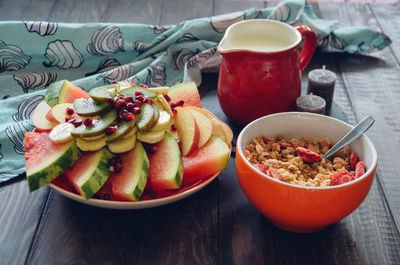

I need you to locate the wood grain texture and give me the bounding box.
[102,0,162,24]
[1,1,400,265]
[0,0,55,20]
[159,0,213,25]
[317,2,400,233]
[25,183,219,265]
[0,178,51,265]
[47,0,109,22]
[214,0,266,15]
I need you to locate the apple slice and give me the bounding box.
[187,108,212,148]
[186,107,233,145]
[46,103,80,124]
[174,107,199,156]
[32,101,58,131]
[219,120,233,145]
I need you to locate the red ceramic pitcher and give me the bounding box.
[217,19,317,125]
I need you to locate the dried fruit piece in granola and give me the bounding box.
[295,147,321,163]
[350,152,358,170]
[331,171,355,186]
[268,167,282,181]
[254,163,267,174]
[355,161,365,178]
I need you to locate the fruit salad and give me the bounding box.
[24,80,232,201]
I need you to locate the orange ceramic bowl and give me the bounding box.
[236,112,377,233]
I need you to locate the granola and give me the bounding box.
[244,135,365,187]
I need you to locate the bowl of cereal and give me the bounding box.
[236,112,377,233]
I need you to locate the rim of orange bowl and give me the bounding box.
[236,112,378,191]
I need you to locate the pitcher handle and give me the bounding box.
[295,25,317,72]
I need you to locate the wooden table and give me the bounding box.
[1,1,400,264]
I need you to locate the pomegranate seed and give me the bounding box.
[170,103,177,108]
[126,102,135,111]
[170,124,176,131]
[131,83,137,87]
[134,101,142,108]
[105,125,118,135]
[172,109,177,115]
[65,117,71,122]
[124,113,134,121]
[119,109,128,119]
[102,194,111,200]
[116,93,125,99]
[163,95,171,102]
[66,107,74,115]
[84,117,93,127]
[73,119,83,127]
[124,97,134,103]
[67,118,75,124]
[136,95,145,103]
[112,82,117,84]
[140,83,148,88]
[177,140,182,152]
[145,98,153,105]
[115,162,123,172]
[107,96,115,106]
[151,146,157,153]
[115,99,126,109]
[177,100,184,106]
[133,107,141,114]
[110,157,117,166]
[135,91,143,96]
[110,156,121,167]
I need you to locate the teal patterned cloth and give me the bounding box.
[0,0,391,183]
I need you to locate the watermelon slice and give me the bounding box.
[65,148,113,199]
[24,132,81,191]
[108,141,149,201]
[167,82,202,108]
[148,131,183,191]
[44,80,89,107]
[182,136,230,185]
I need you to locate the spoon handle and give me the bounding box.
[321,116,375,160]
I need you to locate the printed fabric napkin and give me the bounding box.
[0,0,391,183]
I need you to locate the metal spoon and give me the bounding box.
[321,116,375,160]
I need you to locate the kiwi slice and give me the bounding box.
[89,84,119,102]
[150,104,160,129]
[73,97,111,116]
[119,87,157,99]
[71,110,117,137]
[136,103,155,131]
[106,120,135,143]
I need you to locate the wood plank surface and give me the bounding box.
[47,0,109,23]
[103,0,162,24]
[317,0,400,232]
[25,182,220,265]
[0,179,51,265]
[0,0,55,21]
[1,1,400,265]
[160,0,214,25]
